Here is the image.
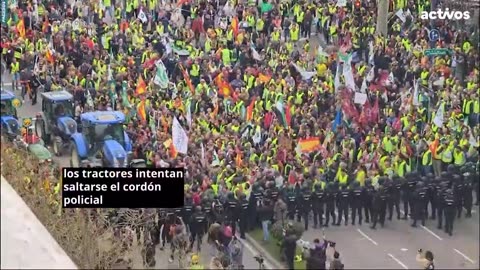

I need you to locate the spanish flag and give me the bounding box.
[297,137,321,153]
[258,73,271,84]
[246,97,256,121]
[135,75,146,95]
[231,17,239,37]
[46,49,55,64]
[137,100,147,122]
[17,18,26,38]
[217,79,233,97]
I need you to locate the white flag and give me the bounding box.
[334,63,341,92]
[360,78,367,93]
[293,63,316,80]
[433,103,444,128]
[468,129,478,147]
[317,44,330,58]
[185,99,192,127]
[252,125,261,144]
[366,66,375,82]
[342,54,356,91]
[172,116,188,154]
[386,72,395,86]
[138,10,148,23]
[201,143,206,166]
[395,9,406,22]
[412,79,420,106]
[368,41,374,64]
[251,44,263,61]
[211,150,220,167]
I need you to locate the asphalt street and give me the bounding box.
[299,205,479,269]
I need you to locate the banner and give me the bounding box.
[1,0,8,25]
[172,116,188,154]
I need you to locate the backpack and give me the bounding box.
[425,262,434,270]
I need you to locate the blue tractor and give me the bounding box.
[35,90,77,156]
[0,90,21,142]
[70,111,146,168]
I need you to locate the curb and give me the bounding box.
[245,233,286,270]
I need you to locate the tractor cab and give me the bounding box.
[70,111,144,167]
[1,90,21,141]
[40,91,75,125]
[36,91,77,155]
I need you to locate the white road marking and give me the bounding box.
[1,82,13,86]
[401,248,408,252]
[463,207,477,214]
[356,229,378,246]
[237,237,274,270]
[388,253,409,269]
[453,249,476,264]
[421,226,443,241]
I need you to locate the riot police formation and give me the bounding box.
[179,161,478,262]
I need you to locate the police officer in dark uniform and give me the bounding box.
[225,192,239,235]
[452,174,464,219]
[249,183,263,230]
[388,176,402,220]
[238,193,249,239]
[182,195,194,233]
[462,171,474,218]
[213,196,225,224]
[286,186,298,221]
[370,186,387,229]
[443,189,456,236]
[411,182,427,227]
[203,198,214,226]
[350,181,364,225]
[435,179,448,230]
[404,172,417,219]
[336,184,350,226]
[324,183,337,227]
[299,185,313,230]
[364,179,375,223]
[190,206,207,252]
[312,183,325,229]
[425,174,437,219]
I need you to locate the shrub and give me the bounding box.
[270,221,305,241]
[1,144,143,269]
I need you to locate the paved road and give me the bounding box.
[299,205,479,269]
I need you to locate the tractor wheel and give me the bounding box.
[52,136,62,156]
[35,119,50,144]
[70,142,81,167]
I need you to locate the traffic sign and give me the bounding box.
[424,49,451,56]
[429,29,440,42]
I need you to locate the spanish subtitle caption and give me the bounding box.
[61,168,185,208]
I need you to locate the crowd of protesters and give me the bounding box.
[1,0,479,268]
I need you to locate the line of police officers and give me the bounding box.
[154,162,478,262]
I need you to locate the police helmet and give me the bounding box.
[378,176,387,186]
[239,193,247,200]
[416,181,424,188]
[195,205,202,212]
[405,172,413,179]
[227,192,235,200]
[392,175,401,182]
[447,164,456,173]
